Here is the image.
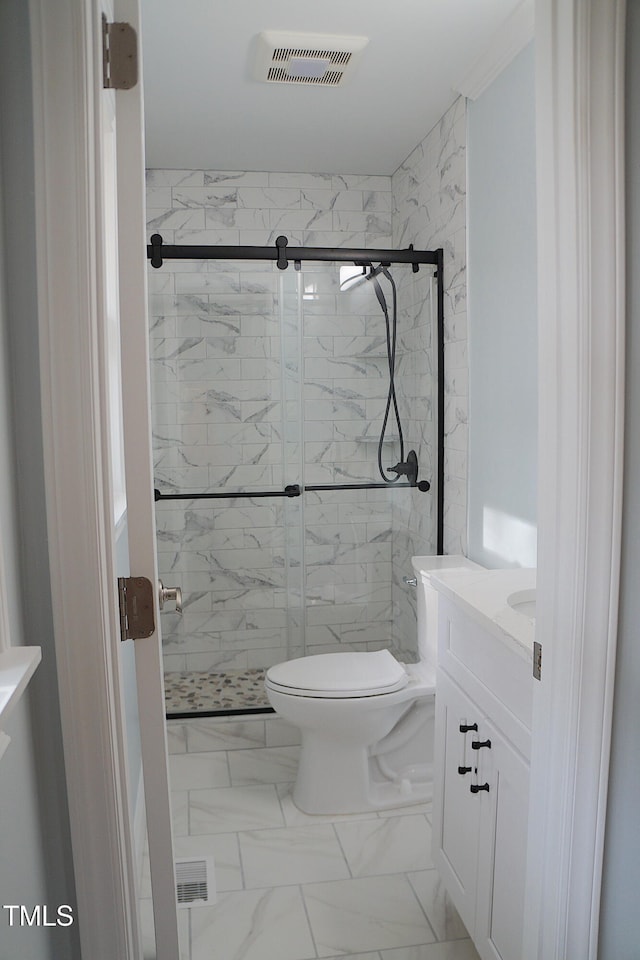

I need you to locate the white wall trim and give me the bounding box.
[29,0,139,956]
[455,0,534,100]
[524,1,626,958]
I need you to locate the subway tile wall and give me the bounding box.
[147,97,468,675]
[391,97,468,652]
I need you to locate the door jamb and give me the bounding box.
[524,2,626,957]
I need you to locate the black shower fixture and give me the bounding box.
[146,233,445,551]
[389,451,431,492]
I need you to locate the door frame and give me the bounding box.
[27,0,626,957]
[524,1,626,957]
[30,0,139,955]
[29,0,178,956]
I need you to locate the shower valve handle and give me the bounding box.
[158,581,183,614]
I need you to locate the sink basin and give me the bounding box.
[507,588,536,619]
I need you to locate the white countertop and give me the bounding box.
[430,566,537,660]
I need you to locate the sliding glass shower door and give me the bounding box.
[150,256,305,713]
[148,250,439,714]
[297,260,438,666]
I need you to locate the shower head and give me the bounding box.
[339,264,372,291]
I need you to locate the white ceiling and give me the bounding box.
[140,0,526,176]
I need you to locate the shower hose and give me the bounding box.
[366,265,405,482]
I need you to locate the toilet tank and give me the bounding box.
[411,555,483,666]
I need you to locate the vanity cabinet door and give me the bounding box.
[434,670,530,960]
[433,670,483,934]
[474,718,530,960]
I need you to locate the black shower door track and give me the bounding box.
[147,231,439,271]
[147,233,445,555]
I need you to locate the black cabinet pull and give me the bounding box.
[458,765,472,775]
[470,783,490,793]
[459,723,478,733]
[471,739,492,750]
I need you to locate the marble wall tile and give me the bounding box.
[148,145,465,676]
[390,96,468,648]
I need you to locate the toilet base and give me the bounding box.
[292,729,433,815]
[265,665,435,816]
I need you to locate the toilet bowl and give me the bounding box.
[265,555,481,815]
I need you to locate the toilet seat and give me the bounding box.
[265,649,408,699]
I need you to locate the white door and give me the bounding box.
[105,0,178,960]
[30,0,180,953]
[102,0,180,954]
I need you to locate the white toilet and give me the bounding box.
[265,555,479,814]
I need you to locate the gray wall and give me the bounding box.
[467,43,537,568]
[599,2,640,954]
[0,1,79,956]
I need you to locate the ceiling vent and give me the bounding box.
[254,31,368,87]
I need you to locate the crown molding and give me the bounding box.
[454,0,534,100]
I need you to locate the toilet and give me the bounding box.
[265,555,480,814]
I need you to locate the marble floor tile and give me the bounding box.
[189,784,285,834]
[327,956,382,960]
[407,871,470,942]
[380,942,480,960]
[335,815,434,878]
[157,715,477,960]
[227,744,300,785]
[166,721,188,754]
[171,790,189,837]
[276,783,378,828]
[265,716,302,747]
[190,886,316,960]
[239,823,350,888]
[170,751,230,790]
[376,800,433,819]
[303,875,437,956]
[174,832,243,892]
[186,717,266,753]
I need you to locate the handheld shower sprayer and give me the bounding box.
[343,262,429,491]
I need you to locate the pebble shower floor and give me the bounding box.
[165,668,271,715]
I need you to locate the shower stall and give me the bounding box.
[147,233,443,716]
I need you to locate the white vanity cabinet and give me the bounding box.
[432,592,533,960]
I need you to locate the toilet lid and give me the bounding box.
[265,649,408,698]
